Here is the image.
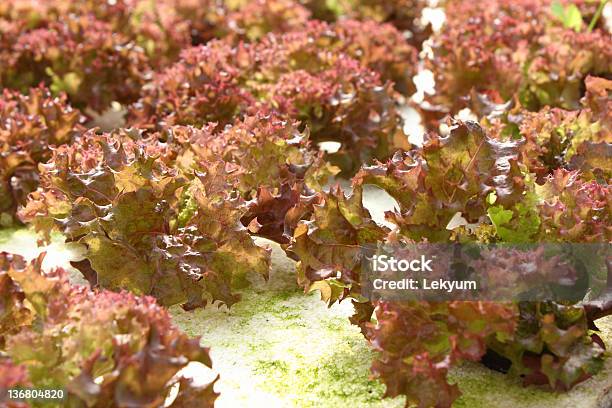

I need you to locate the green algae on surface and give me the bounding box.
[171,289,403,408]
[170,239,405,408]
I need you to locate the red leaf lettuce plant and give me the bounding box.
[0,252,218,407]
[0,86,83,224]
[130,20,417,174]
[20,130,271,309]
[422,0,611,126]
[20,113,336,309]
[287,76,611,405]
